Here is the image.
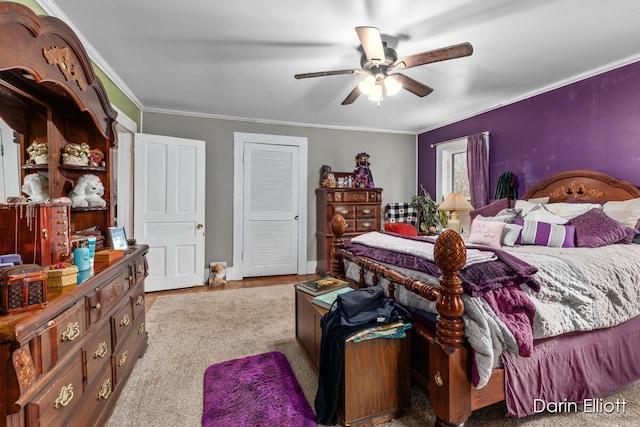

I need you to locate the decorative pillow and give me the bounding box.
[522,204,569,224]
[513,218,575,248]
[475,207,519,224]
[602,198,640,229]
[468,219,507,249]
[383,222,418,237]
[470,198,510,221]
[569,208,637,248]
[544,202,602,220]
[514,200,543,217]
[502,223,524,247]
[527,196,550,205]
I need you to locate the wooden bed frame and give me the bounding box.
[328,170,640,426]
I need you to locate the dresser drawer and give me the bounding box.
[112,299,134,349]
[131,283,146,319]
[37,301,86,373]
[356,219,377,232]
[83,323,112,386]
[355,205,377,218]
[332,205,355,218]
[68,362,113,427]
[27,353,84,427]
[86,271,129,328]
[132,256,148,285]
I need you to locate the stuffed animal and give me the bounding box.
[69,174,106,208]
[352,152,375,188]
[22,173,49,202]
[320,164,332,187]
[209,263,227,286]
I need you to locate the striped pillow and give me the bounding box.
[513,218,575,248]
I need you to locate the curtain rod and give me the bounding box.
[429,131,490,148]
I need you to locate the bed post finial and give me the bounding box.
[330,214,346,278]
[433,229,466,346]
[431,229,471,426]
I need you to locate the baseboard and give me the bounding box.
[210,261,318,282]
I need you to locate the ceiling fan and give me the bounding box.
[294,26,473,105]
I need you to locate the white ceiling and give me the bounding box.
[43,0,640,134]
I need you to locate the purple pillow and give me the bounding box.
[513,218,575,248]
[569,208,637,248]
[470,198,510,220]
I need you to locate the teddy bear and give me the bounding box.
[208,263,227,286]
[22,173,49,202]
[68,174,106,208]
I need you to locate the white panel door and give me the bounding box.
[134,134,205,292]
[243,143,298,277]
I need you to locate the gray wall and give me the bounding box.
[141,112,416,271]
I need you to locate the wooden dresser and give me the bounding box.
[316,187,382,275]
[0,245,149,426]
[0,202,71,266]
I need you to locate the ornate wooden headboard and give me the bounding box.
[522,170,640,202]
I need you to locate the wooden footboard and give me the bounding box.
[329,214,504,426]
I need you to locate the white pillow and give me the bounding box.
[522,204,569,224]
[502,223,524,246]
[545,202,602,220]
[514,200,540,217]
[602,198,640,229]
[527,196,550,205]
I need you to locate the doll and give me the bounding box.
[352,152,375,188]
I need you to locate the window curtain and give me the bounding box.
[466,133,489,208]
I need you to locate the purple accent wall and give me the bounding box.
[418,60,640,199]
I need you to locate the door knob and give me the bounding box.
[197,224,203,229]
[294,215,299,220]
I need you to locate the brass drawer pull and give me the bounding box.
[42,228,48,239]
[61,322,80,342]
[362,208,371,214]
[118,350,129,367]
[57,220,67,225]
[93,302,101,312]
[97,379,112,400]
[56,208,66,214]
[136,295,145,306]
[137,264,144,274]
[57,231,67,236]
[54,383,74,408]
[363,222,371,227]
[339,209,349,215]
[57,242,68,247]
[138,323,145,335]
[120,314,130,326]
[93,342,108,358]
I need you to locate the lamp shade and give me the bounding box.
[438,193,474,212]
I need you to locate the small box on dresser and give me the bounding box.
[0,264,47,314]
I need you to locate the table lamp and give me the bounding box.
[438,193,474,233]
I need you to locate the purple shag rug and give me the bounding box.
[202,351,317,427]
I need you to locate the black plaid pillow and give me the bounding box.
[385,203,417,226]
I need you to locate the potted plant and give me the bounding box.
[26,140,48,164]
[411,185,443,235]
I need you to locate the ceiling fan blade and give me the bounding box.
[393,73,434,97]
[355,26,385,63]
[392,42,473,70]
[341,86,361,105]
[294,69,358,79]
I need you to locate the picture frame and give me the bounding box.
[109,226,129,250]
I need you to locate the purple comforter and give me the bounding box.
[344,234,539,357]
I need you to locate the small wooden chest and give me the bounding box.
[0,264,47,314]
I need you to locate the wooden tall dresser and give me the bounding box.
[316,187,382,275]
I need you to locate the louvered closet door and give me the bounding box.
[243,143,299,277]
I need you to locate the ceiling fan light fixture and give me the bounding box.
[368,83,383,102]
[384,75,402,96]
[358,75,376,95]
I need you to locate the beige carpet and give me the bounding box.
[106,284,640,426]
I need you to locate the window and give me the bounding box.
[436,138,470,202]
